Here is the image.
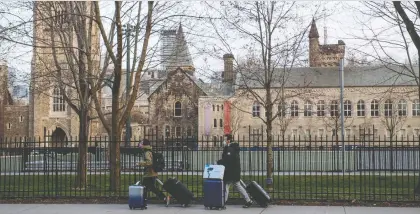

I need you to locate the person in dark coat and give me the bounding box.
[217,134,253,208]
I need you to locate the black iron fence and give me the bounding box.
[0,134,419,202]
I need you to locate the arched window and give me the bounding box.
[357,100,365,117]
[344,100,352,117]
[398,99,407,116]
[52,87,65,112]
[165,125,171,137]
[186,127,192,136]
[371,100,379,116]
[252,102,260,117]
[384,99,393,117]
[330,100,338,117]
[219,119,223,127]
[278,102,287,117]
[217,105,220,111]
[213,119,217,128]
[291,100,299,117]
[413,99,420,116]
[304,100,312,117]
[212,105,215,111]
[174,101,182,117]
[317,100,325,117]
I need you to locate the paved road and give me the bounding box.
[1,204,420,214]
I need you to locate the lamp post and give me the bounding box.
[123,24,134,147]
[339,58,345,173]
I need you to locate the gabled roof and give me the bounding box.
[147,67,207,101]
[236,65,418,89]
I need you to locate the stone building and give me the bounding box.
[0,62,30,144]
[309,18,345,67]
[28,2,101,145]
[197,20,419,146]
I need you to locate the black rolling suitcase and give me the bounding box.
[160,177,194,207]
[241,180,271,207]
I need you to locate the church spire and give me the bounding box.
[309,18,319,39]
[166,23,195,74]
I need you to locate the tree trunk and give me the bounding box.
[76,107,89,188]
[109,1,123,193]
[265,89,273,190]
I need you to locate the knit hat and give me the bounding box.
[225,134,232,141]
[142,139,151,146]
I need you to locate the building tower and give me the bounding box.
[161,24,195,75]
[30,2,100,142]
[308,18,346,67]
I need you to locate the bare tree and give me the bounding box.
[228,101,244,136]
[347,0,420,195]
[322,99,354,145]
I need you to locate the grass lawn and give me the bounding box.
[0,174,418,202]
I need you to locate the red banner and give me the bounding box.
[223,100,232,135]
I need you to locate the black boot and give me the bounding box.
[243,201,253,208]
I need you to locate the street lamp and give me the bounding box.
[339,58,345,173]
[123,24,135,147]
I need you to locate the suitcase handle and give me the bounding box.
[135,181,141,186]
[240,180,246,188]
[156,178,164,186]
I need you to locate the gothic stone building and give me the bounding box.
[0,63,30,145]
[29,2,101,146]
[198,20,419,147]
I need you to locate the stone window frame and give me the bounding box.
[290,100,299,117]
[213,119,217,128]
[52,86,66,112]
[316,100,325,117]
[304,100,312,117]
[398,99,407,116]
[165,125,170,137]
[357,100,365,117]
[7,123,11,130]
[412,99,420,116]
[344,100,352,117]
[175,126,181,137]
[19,115,24,122]
[252,102,260,117]
[278,101,287,117]
[384,99,393,117]
[371,100,379,117]
[330,100,339,117]
[219,119,223,128]
[174,101,182,117]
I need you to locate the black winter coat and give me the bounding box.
[217,142,241,182]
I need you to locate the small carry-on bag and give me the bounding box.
[128,181,147,210]
[203,164,226,210]
[162,177,194,207]
[240,180,271,207]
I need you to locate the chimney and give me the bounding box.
[223,54,234,83]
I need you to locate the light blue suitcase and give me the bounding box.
[128,181,147,210]
[203,165,226,210]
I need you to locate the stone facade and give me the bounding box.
[309,19,345,67]
[4,106,30,140]
[147,68,207,142]
[29,2,101,143]
[198,84,420,146]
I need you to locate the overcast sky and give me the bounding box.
[0,1,417,86]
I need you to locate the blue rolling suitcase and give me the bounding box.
[203,165,226,210]
[128,181,147,210]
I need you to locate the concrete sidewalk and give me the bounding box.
[1,204,420,214]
